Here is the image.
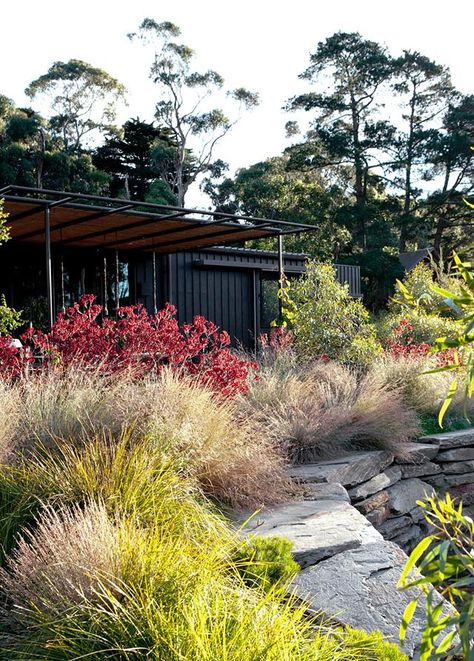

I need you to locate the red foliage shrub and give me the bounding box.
[258,327,294,353]
[386,319,458,366]
[0,336,33,379]
[0,296,257,397]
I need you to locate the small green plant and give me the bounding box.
[428,253,474,424]
[0,200,10,246]
[232,535,300,592]
[0,295,22,335]
[0,201,22,335]
[398,493,474,660]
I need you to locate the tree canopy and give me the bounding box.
[0,27,471,309]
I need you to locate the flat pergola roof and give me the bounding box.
[0,185,316,253]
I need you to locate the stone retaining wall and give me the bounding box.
[240,429,473,658]
[289,428,474,553]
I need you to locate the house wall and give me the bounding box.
[0,242,361,348]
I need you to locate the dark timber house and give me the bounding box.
[0,186,361,348]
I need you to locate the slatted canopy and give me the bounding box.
[0,185,316,252]
[0,185,319,329]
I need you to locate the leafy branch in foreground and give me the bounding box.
[398,494,474,660]
[394,250,474,425]
[429,252,474,425]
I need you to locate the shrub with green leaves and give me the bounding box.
[398,493,474,660]
[390,262,462,318]
[286,261,382,367]
[0,201,21,335]
[232,535,300,592]
[376,262,459,347]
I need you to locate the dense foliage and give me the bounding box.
[0,374,407,659]
[0,295,257,396]
[0,29,470,305]
[398,494,474,660]
[283,261,382,366]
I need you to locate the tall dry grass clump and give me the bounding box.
[0,500,120,616]
[373,353,474,419]
[0,380,20,460]
[0,367,292,508]
[243,360,420,463]
[143,371,294,507]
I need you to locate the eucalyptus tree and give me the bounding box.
[426,95,474,255]
[285,32,396,249]
[388,51,455,250]
[25,60,126,153]
[128,19,259,205]
[203,155,353,260]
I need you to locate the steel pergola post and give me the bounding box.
[152,251,158,314]
[278,233,284,320]
[103,253,109,317]
[44,207,54,329]
[114,249,120,314]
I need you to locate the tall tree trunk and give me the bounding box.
[399,83,417,253]
[350,92,367,249]
[432,163,452,258]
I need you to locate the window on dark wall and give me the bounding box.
[260,276,279,331]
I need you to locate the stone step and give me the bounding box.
[420,427,474,449]
[241,497,381,569]
[395,443,440,464]
[437,447,474,462]
[292,539,454,659]
[288,451,394,488]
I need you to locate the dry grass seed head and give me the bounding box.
[0,500,119,618]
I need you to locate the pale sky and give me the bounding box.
[2,0,473,204]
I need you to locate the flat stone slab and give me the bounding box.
[302,482,350,503]
[378,515,413,539]
[355,490,390,515]
[348,466,401,501]
[365,504,391,527]
[421,428,474,449]
[450,483,474,506]
[391,525,423,554]
[387,478,435,515]
[437,447,474,462]
[292,541,453,658]
[443,472,474,488]
[395,443,439,464]
[423,474,448,489]
[440,459,474,474]
[289,451,394,488]
[242,499,381,569]
[400,461,441,479]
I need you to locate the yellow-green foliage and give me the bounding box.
[390,262,462,317]
[0,369,292,509]
[377,262,459,347]
[289,261,382,367]
[0,201,22,334]
[398,494,474,660]
[0,199,10,245]
[232,535,300,592]
[0,430,407,660]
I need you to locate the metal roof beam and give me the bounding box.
[14,203,137,241]
[60,210,187,246]
[4,185,319,232]
[142,223,277,252]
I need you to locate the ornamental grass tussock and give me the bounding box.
[0,432,407,661]
[242,358,420,462]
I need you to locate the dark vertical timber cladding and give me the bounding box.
[169,250,254,346]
